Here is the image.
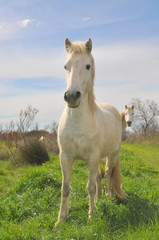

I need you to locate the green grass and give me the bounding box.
[122,143,159,170]
[0,145,159,240]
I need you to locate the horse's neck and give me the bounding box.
[66,93,96,127]
[120,111,126,130]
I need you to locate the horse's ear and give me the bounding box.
[65,38,72,53]
[85,38,92,53]
[125,105,128,109]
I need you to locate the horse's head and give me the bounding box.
[63,38,94,108]
[124,105,134,127]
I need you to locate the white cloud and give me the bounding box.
[0,22,16,40]
[1,41,159,85]
[0,19,42,41]
[0,89,65,127]
[35,21,44,27]
[0,48,66,79]
[95,82,159,112]
[93,42,159,84]
[0,81,10,95]
[18,18,35,28]
[83,17,90,21]
[93,41,159,110]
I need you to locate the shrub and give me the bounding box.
[19,139,49,165]
[0,148,9,160]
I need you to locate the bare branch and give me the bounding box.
[131,98,159,137]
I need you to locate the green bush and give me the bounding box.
[19,139,49,165]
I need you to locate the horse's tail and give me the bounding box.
[111,157,126,199]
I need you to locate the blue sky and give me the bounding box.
[0,0,159,128]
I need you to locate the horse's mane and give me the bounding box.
[87,56,96,114]
[120,111,125,122]
[67,41,89,54]
[68,41,96,114]
[120,110,126,129]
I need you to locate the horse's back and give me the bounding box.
[97,102,121,123]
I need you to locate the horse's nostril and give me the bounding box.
[64,92,68,102]
[75,91,81,100]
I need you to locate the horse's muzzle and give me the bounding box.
[64,91,81,108]
[127,121,132,127]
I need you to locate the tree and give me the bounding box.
[17,105,38,144]
[131,98,159,136]
[17,105,38,133]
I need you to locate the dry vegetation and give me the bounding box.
[0,105,59,165]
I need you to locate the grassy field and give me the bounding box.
[0,143,159,240]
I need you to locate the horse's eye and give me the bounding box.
[64,65,67,70]
[86,64,90,70]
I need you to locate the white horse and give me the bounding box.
[56,38,125,225]
[120,105,134,130]
[105,105,134,194]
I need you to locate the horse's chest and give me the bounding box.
[59,128,94,160]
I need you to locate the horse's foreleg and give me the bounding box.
[87,160,99,218]
[56,153,73,226]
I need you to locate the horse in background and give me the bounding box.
[56,38,126,225]
[120,105,134,130]
[105,105,134,197]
